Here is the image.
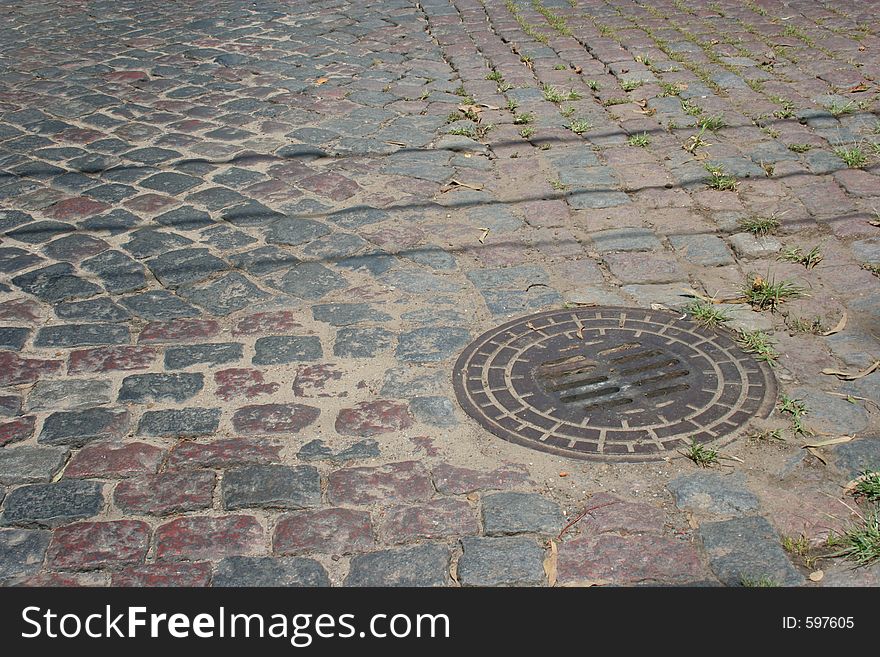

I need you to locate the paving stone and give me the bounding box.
[229,246,298,276]
[34,323,129,347]
[0,396,21,418]
[274,508,374,556]
[231,403,320,434]
[481,492,564,536]
[312,303,391,326]
[39,408,130,447]
[345,544,450,586]
[253,336,322,364]
[200,225,257,250]
[0,417,36,447]
[55,298,130,322]
[146,248,228,287]
[0,327,29,350]
[458,536,545,587]
[334,327,394,357]
[222,465,321,510]
[140,172,202,195]
[328,205,391,230]
[302,232,368,259]
[603,253,686,284]
[788,386,869,435]
[123,229,192,259]
[112,562,213,587]
[121,291,198,319]
[46,520,150,569]
[137,408,221,437]
[64,442,165,479]
[68,345,158,374]
[265,217,331,245]
[214,556,329,587]
[167,438,281,470]
[118,373,204,403]
[296,439,380,463]
[0,351,63,386]
[155,515,265,561]
[42,234,109,261]
[12,263,102,303]
[590,228,662,252]
[396,327,470,362]
[557,533,709,585]
[380,367,446,397]
[138,318,219,343]
[155,205,214,230]
[179,272,268,315]
[214,368,279,401]
[115,471,215,516]
[26,379,113,411]
[380,498,478,544]
[668,472,760,516]
[0,480,103,528]
[0,528,51,584]
[728,232,782,259]
[273,262,348,299]
[831,436,880,478]
[6,220,76,244]
[0,446,69,485]
[335,400,412,436]
[165,343,243,369]
[432,463,532,495]
[221,200,286,227]
[0,247,43,274]
[669,234,735,266]
[409,396,458,427]
[328,461,432,505]
[700,516,804,586]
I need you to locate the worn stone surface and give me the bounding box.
[214,556,330,587]
[0,528,51,584]
[699,516,804,586]
[458,536,545,586]
[345,544,450,587]
[481,492,564,536]
[668,472,760,516]
[1,480,103,528]
[274,508,375,556]
[0,446,69,485]
[222,465,321,510]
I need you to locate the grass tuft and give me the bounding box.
[684,440,719,467]
[736,329,779,364]
[627,132,651,147]
[743,274,803,311]
[685,300,729,328]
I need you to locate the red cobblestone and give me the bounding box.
[0,415,36,447]
[0,351,62,386]
[47,521,151,569]
[0,299,41,323]
[328,461,433,505]
[114,470,215,516]
[432,462,532,495]
[231,403,320,434]
[155,515,265,561]
[292,363,346,398]
[138,319,220,343]
[378,498,479,544]
[67,346,158,374]
[46,197,110,220]
[166,438,282,469]
[64,442,165,478]
[233,310,303,335]
[215,368,279,401]
[335,400,412,437]
[273,508,375,556]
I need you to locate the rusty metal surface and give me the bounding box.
[453,307,777,462]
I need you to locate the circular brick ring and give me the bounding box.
[452,307,777,462]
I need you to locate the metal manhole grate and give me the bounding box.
[452,306,777,462]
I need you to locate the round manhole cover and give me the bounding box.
[453,306,777,462]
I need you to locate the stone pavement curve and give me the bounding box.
[0,0,879,587]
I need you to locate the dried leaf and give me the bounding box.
[559,472,569,478]
[869,220,880,227]
[804,436,854,448]
[315,77,329,85]
[544,540,558,587]
[821,360,880,380]
[809,570,824,582]
[651,303,672,311]
[479,228,490,244]
[457,103,483,116]
[847,82,870,93]
[526,321,537,331]
[440,178,484,193]
[806,447,827,464]
[821,311,847,336]
[575,326,584,340]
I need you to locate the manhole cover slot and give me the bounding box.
[453,306,777,462]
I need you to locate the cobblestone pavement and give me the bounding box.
[1,0,879,587]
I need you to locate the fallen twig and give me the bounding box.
[556,501,616,541]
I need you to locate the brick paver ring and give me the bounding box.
[453,307,777,462]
